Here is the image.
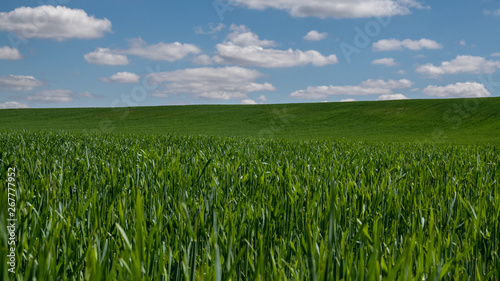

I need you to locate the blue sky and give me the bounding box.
[1,0,500,108]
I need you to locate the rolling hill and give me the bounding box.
[1,97,499,144]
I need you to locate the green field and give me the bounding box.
[0,99,499,280]
[1,132,499,280]
[1,97,499,144]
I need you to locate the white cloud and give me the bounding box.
[373,39,443,51]
[396,70,406,74]
[77,91,97,97]
[26,89,96,103]
[152,92,168,98]
[0,46,22,60]
[214,45,338,67]
[85,38,200,64]
[483,9,500,16]
[148,66,276,100]
[304,30,328,41]
[194,23,226,34]
[241,99,258,104]
[100,72,140,83]
[27,89,75,103]
[459,40,466,46]
[0,6,111,41]
[231,0,426,19]
[372,57,397,66]
[122,38,201,61]
[414,54,425,59]
[0,101,29,109]
[416,55,500,77]
[213,25,337,68]
[422,82,491,98]
[0,75,43,92]
[193,54,214,65]
[257,95,268,102]
[290,79,413,99]
[377,93,408,100]
[225,25,276,47]
[491,52,500,57]
[340,98,356,102]
[84,48,130,66]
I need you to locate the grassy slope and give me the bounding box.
[1,97,499,144]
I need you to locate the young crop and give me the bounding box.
[0,131,499,280]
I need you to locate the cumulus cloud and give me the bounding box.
[372,57,397,66]
[0,75,43,92]
[148,66,275,100]
[340,98,356,102]
[257,95,268,102]
[290,79,413,99]
[213,25,337,68]
[193,54,214,65]
[100,72,140,83]
[240,99,258,104]
[304,30,328,41]
[0,46,22,60]
[483,9,500,16]
[27,89,75,103]
[224,25,276,48]
[84,48,130,66]
[373,38,443,51]
[0,101,29,109]
[490,52,500,57]
[231,0,426,19]
[85,38,200,64]
[377,93,408,100]
[422,82,491,98]
[122,38,201,61]
[243,95,269,104]
[214,45,338,67]
[0,6,111,41]
[194,23,226,34]
[416,55,500,77]
[77,91,97,97]
[26,89,96,103]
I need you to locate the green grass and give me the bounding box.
[0,98,499,279]
[1,97,499,144]
[1,132,499,280]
